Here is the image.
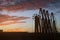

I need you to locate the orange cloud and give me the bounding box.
[0,21,26,26]
[3,28,27,32]
[0,13,30,26]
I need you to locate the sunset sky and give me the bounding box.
[0,0,60,32]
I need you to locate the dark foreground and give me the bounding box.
[0,32,60,40]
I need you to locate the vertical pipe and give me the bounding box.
[46,11,52,33]
[51,12,57,33]
[38,15,41,33]
[43,9,47,33]
[39,8,42,33]
[39,8,45,33]
[35,14,38,33]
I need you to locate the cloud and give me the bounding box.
[0,21,26,26]
[3,28,27,32]
[0,0,54,11]
[0,13,30,26]
[45,0,60,13]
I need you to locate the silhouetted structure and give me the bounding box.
[33,8,57,33]
[34,14,41,33]
[0,30,3,32]
[51,12,57,32]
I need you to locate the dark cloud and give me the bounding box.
[0,0,59,13]
[0,0,60,14]
[0,0,54,10]
[48,0,60,7]
[45,0,60,13]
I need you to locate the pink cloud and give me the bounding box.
[0,13,30,26]
[0,0,54,11]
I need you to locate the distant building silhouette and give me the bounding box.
[33,8,57,33]
[0,30,3,32]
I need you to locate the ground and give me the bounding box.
[0,32,59,40]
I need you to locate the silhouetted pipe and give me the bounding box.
[38,15,41,33]
[43,9,48,33]
[39,8,45,33]
[51,12,57,32]
[46,11,52,33]
[35,14,39,33]
[34,14,41,33]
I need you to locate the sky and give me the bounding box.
[0,0,60,32]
